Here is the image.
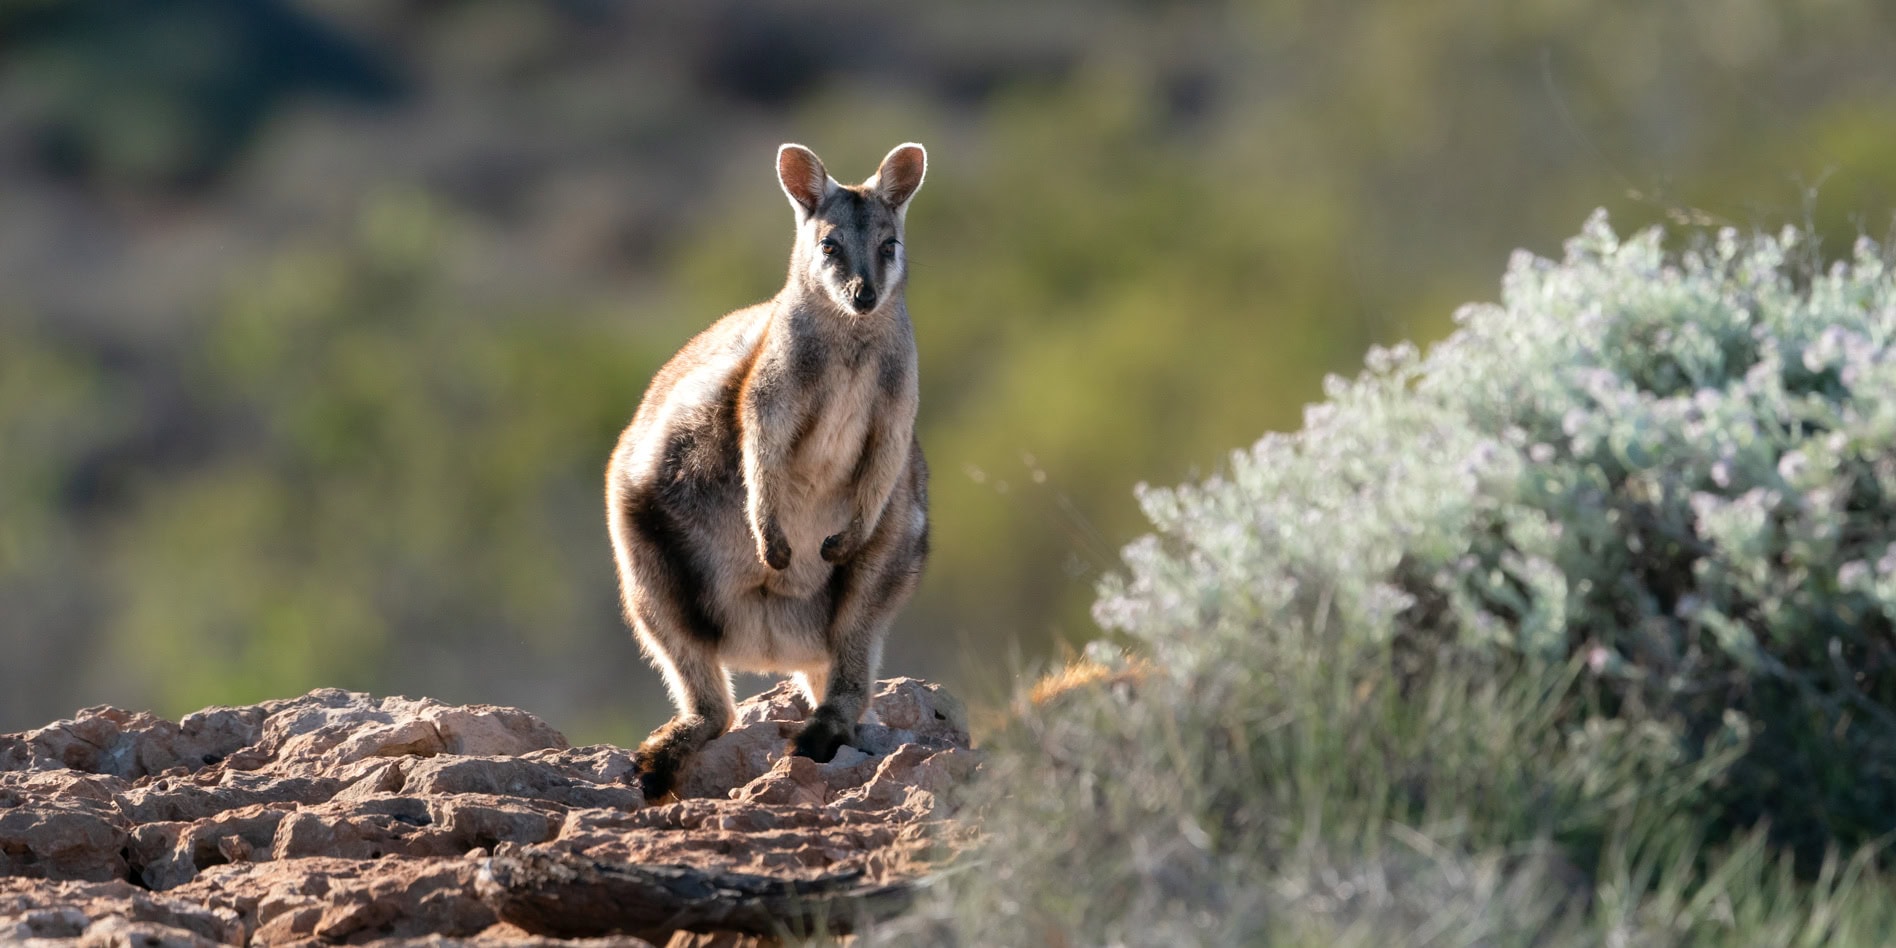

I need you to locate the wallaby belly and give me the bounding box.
[687,498,837,673]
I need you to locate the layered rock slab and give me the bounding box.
[0,680,974,944]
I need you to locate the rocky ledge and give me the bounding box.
[0,679,977,946]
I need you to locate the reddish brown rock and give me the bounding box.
[676,678,970,802]
[235,690,571,775]
[177,855,501,944]
[0,876,245,944]
[0,798,129,883]
[129,802,293,890]
[399,753,644,810]
[476,847,908,942]
[0,680,976,944]
[1,704,265,782]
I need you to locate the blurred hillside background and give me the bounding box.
[2,0,1894,742]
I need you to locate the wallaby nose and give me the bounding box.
[851,283,878,311]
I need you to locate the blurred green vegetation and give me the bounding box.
[2,1,1895,741]
[112,195,658,709]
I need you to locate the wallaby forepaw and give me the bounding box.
[759,526,792,571]
[822,516,867,563]
[820,532,856,564]
[789,708,855,763]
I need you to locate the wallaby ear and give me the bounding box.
[869,142,926,214]
[777,144,833,219]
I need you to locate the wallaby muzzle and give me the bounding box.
[848,279,878,313]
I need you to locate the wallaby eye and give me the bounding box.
[819,238,839,257]
[880,239,898,260]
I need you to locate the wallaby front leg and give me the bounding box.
[821,418,914,565]
[739,369,802,571]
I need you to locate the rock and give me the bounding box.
[399,754,645,809]
[0,877,245,945]
[391,931,657,947]
[0,680,978,944]
[677,677,972,801]
[0,800,129,882]
[191,856,500,944]
[245,690,571,773]
[76,914,227,947]
[1,704,266,782]
[128,803,292,890]
[863,678,970,746]
[477,847,911,942]
[117,772,346,825]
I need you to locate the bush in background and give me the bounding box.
[922,214,1896,944]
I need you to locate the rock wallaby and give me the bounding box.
[606,142,931,800]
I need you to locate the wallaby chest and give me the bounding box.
[790,358,885,490]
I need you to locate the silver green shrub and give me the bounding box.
[1097,211,1896,860]
[911,214,1896,947]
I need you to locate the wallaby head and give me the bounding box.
[777,142,927,316]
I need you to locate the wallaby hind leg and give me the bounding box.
[633,634,733,800]
[792,499,925,762]
[792,669,828,713]
[792,635,881,763]
[610,487,736,801]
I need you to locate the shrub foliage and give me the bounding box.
[932,215,1896,944]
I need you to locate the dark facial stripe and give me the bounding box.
[818,187,901,290]
[818,187,871,232]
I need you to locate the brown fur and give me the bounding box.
[605,143,931,799]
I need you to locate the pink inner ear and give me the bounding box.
[779,149,827,210]
[880,148,925,203]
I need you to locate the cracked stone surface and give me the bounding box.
[0,680,976,945]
